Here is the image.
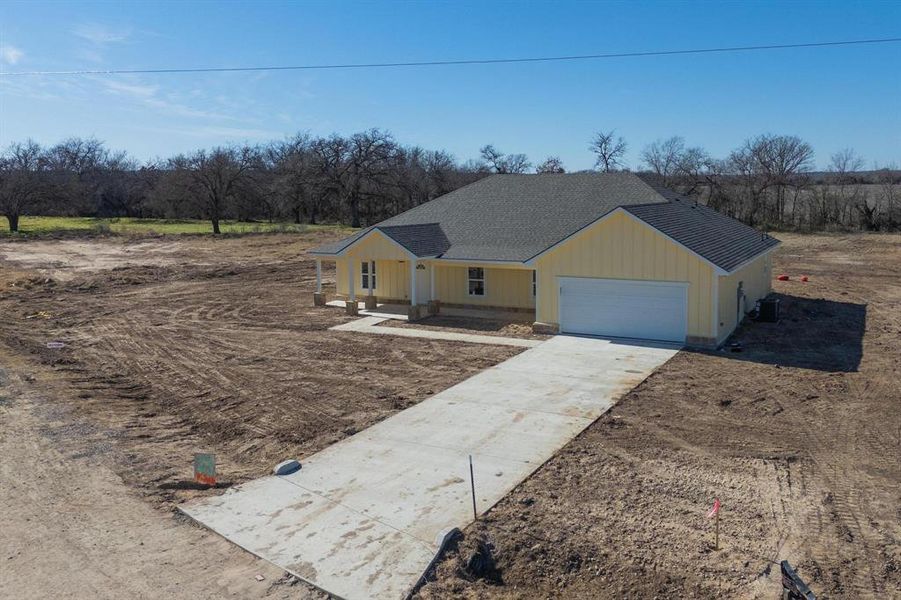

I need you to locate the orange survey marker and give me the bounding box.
[707,498,721,550]
[194,453,216,485]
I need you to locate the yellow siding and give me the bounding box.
[333,231,413,300]
[345,231,410,261]
[336,257,411,301]
[433,264,535,309]
[717,252,772,343]
[533,210,717,340]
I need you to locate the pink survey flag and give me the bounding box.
[707,498,721,519]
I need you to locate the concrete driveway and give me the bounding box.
[181,335,679,599]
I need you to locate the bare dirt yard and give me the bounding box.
[417,233,901,599]
[0,232,520,599]
[1,232,898,599]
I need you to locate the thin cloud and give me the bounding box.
[103,79,159,99]
[73,23,132,44]
[0,45,24,65]
[93,75,241,121]
[138,124,283,140]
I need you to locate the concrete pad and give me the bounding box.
[181,335,679,599]
[326,299,410,320]
[325,300,532,323]
[330,315,541,348]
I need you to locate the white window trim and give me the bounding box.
[467,266,486,297]
[361,260,376,290]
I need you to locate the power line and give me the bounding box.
[1,37,899,77]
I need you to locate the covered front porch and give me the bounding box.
[310,226,537,323]
[313,255,536,323]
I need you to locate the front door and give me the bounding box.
[415,262,431,304]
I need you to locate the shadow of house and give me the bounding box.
[716,293,866,373]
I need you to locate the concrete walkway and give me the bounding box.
[180,335,679,600]
[330,315,542,348]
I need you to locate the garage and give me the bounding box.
[558,277,688,342]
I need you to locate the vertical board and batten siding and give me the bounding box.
[533,210,717,340]
[336,258,410,300]
[432,265,535,309]
[334,231,413,300]
[717,252,773,343]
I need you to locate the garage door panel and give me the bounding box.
[559,277,687,342]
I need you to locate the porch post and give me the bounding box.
[429,263,435,301]
[313,258,326,306]
[427,262,440,315]
[315,259,322,293]
[346,258,358,315]
[410,259,418,306]
[348,259,356,302]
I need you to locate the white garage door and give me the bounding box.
[558,277,688,342]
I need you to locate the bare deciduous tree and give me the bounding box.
[641,136,685,185]
[479,145,531,174]
[0,129,896,234]
[589,130,627,172]
[0,140,47,232]
[535,156,566,173]
[169,145,261,234]
[828,149,873,229]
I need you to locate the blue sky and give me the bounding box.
[1,0,899,170]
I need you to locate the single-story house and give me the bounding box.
[310,172,779,346]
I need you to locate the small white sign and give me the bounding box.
[46,341,66,349]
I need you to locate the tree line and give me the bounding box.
[1,129,898,233]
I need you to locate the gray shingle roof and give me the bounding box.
[624,200,780,271]
[379,223,450,257]
[365,173,663,261]
[310,172,779,272]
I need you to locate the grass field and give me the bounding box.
[2,216,354,236]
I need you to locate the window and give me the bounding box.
[468,267,485,296]
[532,271,537,297]
[361,261,376,290]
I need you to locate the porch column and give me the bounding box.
[429,263,435,301]
[427,262,440,315]
[346,258,358,315]
[315,259,322,293]
[348,259,356,302]
[410,259,418,306]
[312,258,326,306]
